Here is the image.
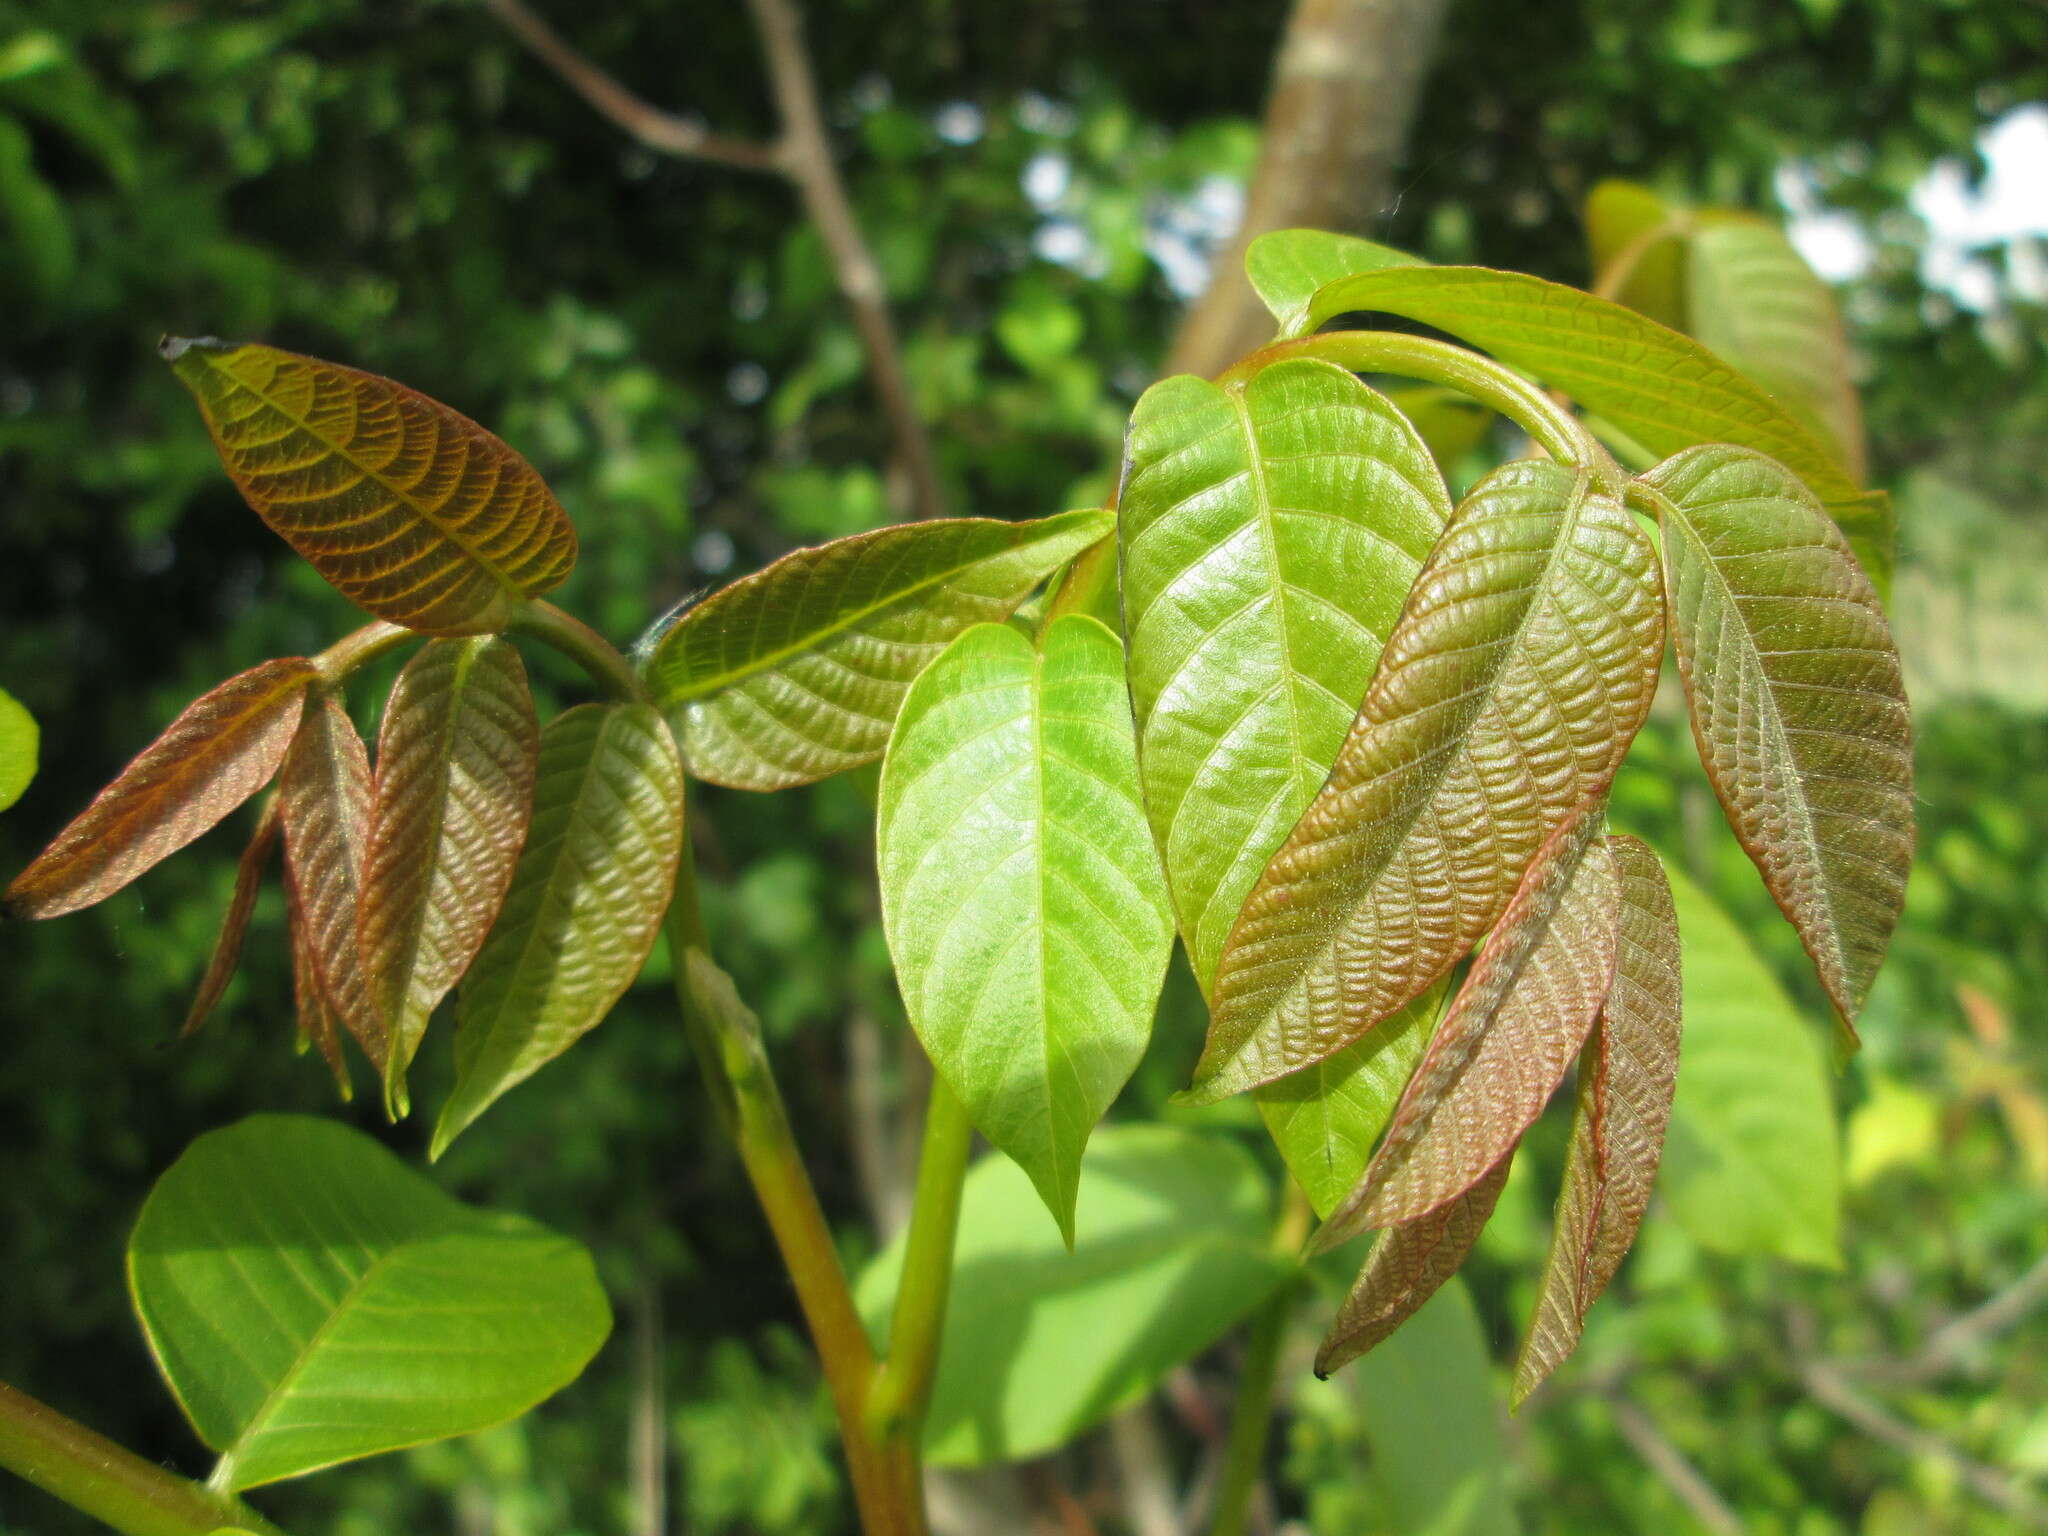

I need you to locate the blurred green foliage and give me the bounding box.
[1,0,2043,1532]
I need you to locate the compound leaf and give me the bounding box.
[645,510,1111,791]
[1245,228,1422,337]
[1584,180,1686,330]
[0,684,36,812]
[877,617,1173,1242]
[1119,360,1449,993]
[1316,807,1620,1248]
[1512,835,1681,1404]
[129,1114,609,1490]
[1314,1153,1512,1378]
[1636,444,1912,1027]
[1198,459,1661,1102]
[182,798,281,1037]
[433,703,683,1156]
[278,691,384,1072]
[1660,863,1840,1266]
[361,638,538,1115]
[165,339,577,636]
[1255,982,1444,1219]
[855,1125,1292,1466]
[5,657,316,920]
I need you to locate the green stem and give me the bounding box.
[1209,1185,1314,1536]
[0,1381,289,1536]
[1221,330,1622,493]
[509,599,651,704]
[866,1073,974,1442]
[310,620,413,684]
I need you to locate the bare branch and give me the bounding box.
[1605,1395,1746,1536]
[481,0,949,523]
[482,0,782,172]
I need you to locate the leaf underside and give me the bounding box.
[360,637,538,1114]
[278,691,385,1072]
[5,656,316,920]
[182,797,281,1037]
[877,617,1174,1241]
[1243,228,1423,336]
[166,340,577,636]
[128,1115,610,1490]
[1117,359,1450,995]
[645,510,1112,791]
[1314,1152,1513,1379]
[1196,458,1661,1102]
[433,703,683,1156]
[1640,444,1913,1026]
[1514,834,1681,1405]
[1317,805,1621,1248]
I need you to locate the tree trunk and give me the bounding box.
[1165,0,1455,379]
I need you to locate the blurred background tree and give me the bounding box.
[0,0,2043,1532]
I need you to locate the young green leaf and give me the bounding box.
[1255,982,1444,1219]
[1635,445,1912,1028]
[129,1114,610,1490]
[1314,1151,1512,1378]
[1197,460,1661,1102]
[164,339,578,636]
[5,657,316,920]
[1584,179,1686,329]
[877,616,1173,1242]
[1292,263,1879,557]
[433,703,684,1155]
[1661,862,1840,1267]
[644,510,1111,790]
[360,637,538,1115]
[278,690,385,1072]
[1685,217,1866,482]
[181,797,280,1037]
[1315,807,1621,1247]
[854,1125,1293,1467]
[1244,228,1422,336]
[1512,835,1681,1405]
[0,683,36,812]
[1118,360,1450,992]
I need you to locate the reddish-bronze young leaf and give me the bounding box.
[1314,1152,1513,1379]
[1514,834,1681,1405]
[181,797,281,1037]
[278,692,385,1072]
[1313,807,1622,1248]
[164,338,577,637]
[1636,444,1913,1028]
[4,657,318,920]
[359,637,538,1115]
[1193,460,1661,1102]
[285,858,352,1097]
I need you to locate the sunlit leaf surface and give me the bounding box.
[360,637,537,1114]
[1638,444,1912,1026]
[1513,835,1681,1404]
[877,617,1173,1241]
[166,339,576,636]
[1317,808,1620,1246]
[0,684,36,812]
[645,510,1110,791]
[1198,459,1661,1101]
[4,658,315,919]
[1119,359,1449,992]
[129,1115,610,1489]
[1244,228,1421,337]
[1314,1153,1512,1378]
[278,691,384,1072]
[433,703,683,1155]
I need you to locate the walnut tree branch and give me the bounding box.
[481,0,948,524]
